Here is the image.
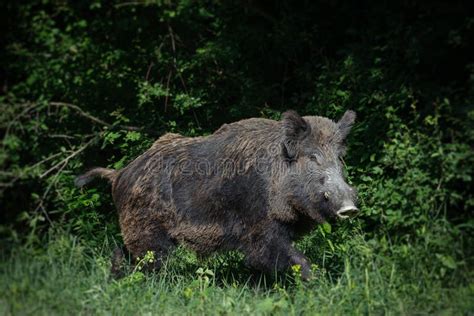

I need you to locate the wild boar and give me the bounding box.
[76,110,358,280]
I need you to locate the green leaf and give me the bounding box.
[436,254,457,270]
[322,222,332,234]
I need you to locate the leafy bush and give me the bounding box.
[0,0,473,313]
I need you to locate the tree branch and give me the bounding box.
[40,136,98,179]
[48,102,159,136]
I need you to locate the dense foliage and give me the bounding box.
[1,0,473,314]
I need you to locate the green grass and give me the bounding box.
[0,232,472,315]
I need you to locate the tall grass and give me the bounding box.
[1,228,472,315]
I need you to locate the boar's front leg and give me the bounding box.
[126,229,176,274]
[119,209,177,276]
[288,248,313,281]
[110,231,175,279]
[244,225,312,280]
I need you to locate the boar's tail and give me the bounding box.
[75,167,117,188]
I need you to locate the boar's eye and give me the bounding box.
[310,154,321,164]
[319,176,326,185]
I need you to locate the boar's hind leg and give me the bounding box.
[110,246,130,279]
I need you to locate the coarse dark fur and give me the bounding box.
[76,110,358,280]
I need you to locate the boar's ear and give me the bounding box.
[282,110,310,160]
[337,110,356,140]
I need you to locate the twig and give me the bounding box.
[281,62,288,107]
[49,102,113,128]
[167,24,200,128]
[29,151,66,170]
[168,24,177,61]
[49,102,143,132]
[0,171,16,176]
[40,136,97,179]
[33,160,69,226]
[2,102,37,146]
[145,62,154,81]
[114,1,149,9]
[164,70,172,112]
[243,0,277,25]
[0,152,67,189]
[32,135,100,223]
[48,134,77,140]
[167,24,187,92]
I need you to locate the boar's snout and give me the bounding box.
[336,201,359,219]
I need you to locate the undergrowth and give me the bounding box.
[1,1,473,314]
[1,223,472,315]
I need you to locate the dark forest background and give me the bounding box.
[0,1,473,314]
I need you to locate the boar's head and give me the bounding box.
[280,110,358,223]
